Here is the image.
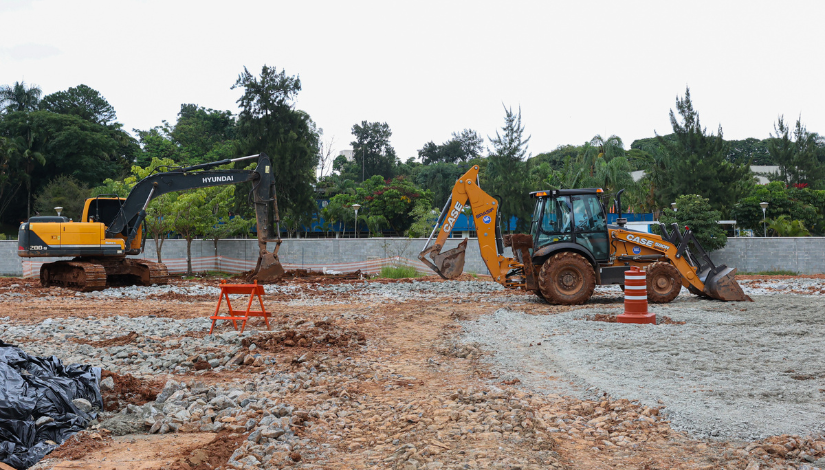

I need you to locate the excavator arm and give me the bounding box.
[418,165,529,286]
[111,153,284,280]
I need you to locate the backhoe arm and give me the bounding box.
[418,165,513,282]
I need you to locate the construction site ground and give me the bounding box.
[1,273,824,470]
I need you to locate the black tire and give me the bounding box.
[538,252,596,305]
[646,262,681,303]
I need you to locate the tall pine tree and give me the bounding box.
[232,65,320,217]
[487,105,531,232]
[655,87,752,211]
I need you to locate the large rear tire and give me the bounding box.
[646,262,681,303]
[538,252,596,305]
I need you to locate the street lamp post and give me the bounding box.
[352,203,361,239]
[760,201,768,237]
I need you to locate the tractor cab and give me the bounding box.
[528,189,610,262]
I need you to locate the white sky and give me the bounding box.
[2,0,823,162]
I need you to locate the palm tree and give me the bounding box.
[0,81,42,113]
[590,134,625,161]
[9,128,46,219]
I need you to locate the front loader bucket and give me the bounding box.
[703,266,752,302]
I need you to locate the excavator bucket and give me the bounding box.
[248,240,285,283]
[703,266,752,302]
[422,238,468,280]
[255,252,285,281]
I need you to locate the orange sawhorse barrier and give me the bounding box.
[209,280,271,334]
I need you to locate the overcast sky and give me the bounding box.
[2,0,823,162]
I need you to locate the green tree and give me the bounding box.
[531,144,581,171]
[655,87,752,211]
[170,189,214,275]
[33,175,90,221]
[728,137,773,165]
[590,134,625,161]
[658,194,727,250]
[0,81,41,113]
[415,162,465,208]
[351,121,398,181]
[145,194,175,263]
[768,116,825,189]
[407,201,439,237]
[418,129,483,165]
[487,105,531,231]
[233,65,320,218]
[135,126,182,167]
[3,114,46,219]
[766,215,810,237]
[39,84,117,124]
[201,185,248,255]
[169,104,237,165]
[731,181,825,236]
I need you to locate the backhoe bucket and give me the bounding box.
[703,266,751,301]
[421,238,468,280]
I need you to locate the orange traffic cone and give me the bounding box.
[617,266,656,324]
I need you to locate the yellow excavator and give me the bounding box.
[18,153,285,291]
[419,165,749,304]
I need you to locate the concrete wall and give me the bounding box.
[3,237,824,277]
[1,237,501,277]
[709,237,825,274]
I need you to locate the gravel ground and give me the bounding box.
[461,294,825,441]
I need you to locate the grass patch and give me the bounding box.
[738,270,798,276]
[379,265,422,279]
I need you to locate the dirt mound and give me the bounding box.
[585,313,617,323]
[168,431,247,470]
[242,325,366,352]
[101,370,164,411]
[72,331,138,348]
[47,431,112,460]
[658,315,685,325]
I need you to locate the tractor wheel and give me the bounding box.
[533,289,547,303]
[538,252,596,305]
[646,262,682,303]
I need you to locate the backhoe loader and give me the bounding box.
[419,165,749,304]
[18,153,285,291]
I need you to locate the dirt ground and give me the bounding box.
[2,274,824,469]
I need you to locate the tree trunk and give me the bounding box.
[186,237,193,275]
[26,181,31,220]
[153,235,164,264]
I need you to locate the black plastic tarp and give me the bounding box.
[0,340,101,469]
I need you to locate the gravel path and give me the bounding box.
[461,294,825,441]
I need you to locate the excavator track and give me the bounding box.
[127,259,169,286]
[40,261,108,292]
[39,258,169,291]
